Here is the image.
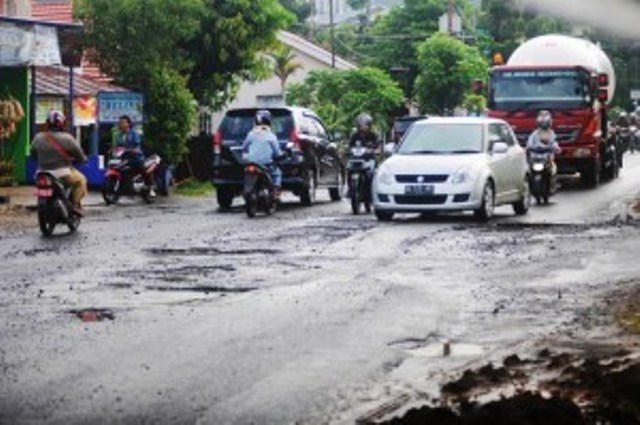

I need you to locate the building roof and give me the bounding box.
[30,0,73,24]
[277,30,357,71]
[36,66,126,97]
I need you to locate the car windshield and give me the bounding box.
[219,110,294,141]
[398,124,484,155]
[491,69,592,111]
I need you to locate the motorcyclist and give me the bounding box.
[348,113,380,196]
[115,115,154,196]
[242,110,283,200]
[30,110,88,215]
[349,113,380,150]
[527,110,561,174]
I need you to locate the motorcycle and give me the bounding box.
[528,146,557,205]
[35,172,81,236]
[617,125,634,154]
[243,163,277,218]
[347,141,375,215]
[102,147,161,205]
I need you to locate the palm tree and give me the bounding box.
[269,45,303,96]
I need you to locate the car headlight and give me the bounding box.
[532,163,545,172]
[377,166,393,186]
[451,169,472,185]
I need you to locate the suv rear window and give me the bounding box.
[219,109,294,141]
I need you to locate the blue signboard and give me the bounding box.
[97,91,144,124]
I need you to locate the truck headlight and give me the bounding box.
[574,148,592,158]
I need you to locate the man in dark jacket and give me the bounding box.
[31,111,87,214]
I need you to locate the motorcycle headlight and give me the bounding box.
[451,169,472,185]
[532,163,545,172]
[377,166,393,186]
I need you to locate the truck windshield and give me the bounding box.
[490,69,592,111]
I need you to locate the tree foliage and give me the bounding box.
[143,69,196,165]
[76,0,293,163]
[269,44,303,92]
[287,67,404,138]
[415,33,487,114]
[186,0,294,108]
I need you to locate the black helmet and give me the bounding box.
[46,110,66,131]
[255,110,272,127]
[536,110,552,130]
[356,113,373,131]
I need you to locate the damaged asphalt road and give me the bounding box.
[3,156,640,424]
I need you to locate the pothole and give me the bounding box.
[68,308,116,322]
[144,247,282,256]
[144,285,257,294]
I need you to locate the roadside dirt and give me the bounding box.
[381,287,640,425]
[0,205,33,232]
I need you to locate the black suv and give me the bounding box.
[212,107,344,209]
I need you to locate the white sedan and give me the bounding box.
[373,117,530,221]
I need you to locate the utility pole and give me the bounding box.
[330,0,335,68]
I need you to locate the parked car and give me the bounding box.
[392,116,428,144]
[212,107,344,209]
[373,117,530,221]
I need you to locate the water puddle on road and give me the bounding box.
[68,308,116,322]
[406,342,485,358]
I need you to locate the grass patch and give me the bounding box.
[175,179,214,197]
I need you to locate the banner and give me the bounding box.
[36,97,65,124]
[0,21,62,66]
[74,96,97,126]
[97,92,144,124]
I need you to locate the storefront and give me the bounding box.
[1,16,142,187]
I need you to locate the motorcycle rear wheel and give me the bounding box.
[245,193,257,218]
[38,211,56,237]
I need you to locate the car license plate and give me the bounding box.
[405,184,434,195]
[35,189,53,197]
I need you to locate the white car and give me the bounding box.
[373,117,530,221]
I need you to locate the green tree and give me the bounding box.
[185,0,294,108]
[415,33,488,114]
[279,0,312,24]
[77,0,293,163]
[269,44,303,93]
[143,69,196,165]
[287,67,403,138]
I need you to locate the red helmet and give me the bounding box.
[46,110,66,131]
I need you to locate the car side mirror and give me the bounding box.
[384,143,396,156]
[492,141,509,155]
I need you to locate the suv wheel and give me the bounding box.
[329,173,343,202]
[217,187,234,210]
[300,171,316,207]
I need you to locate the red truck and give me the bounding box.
[488,34,620,187]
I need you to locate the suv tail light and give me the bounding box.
[290,129,302,150]
[36,175,51,188]
[213,130,222,155]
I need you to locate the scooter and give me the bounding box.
[102,147,161,205]
[528,146,557,205]
[243,163,276,218]
[347,141,375,215]
[35,172,81,236]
